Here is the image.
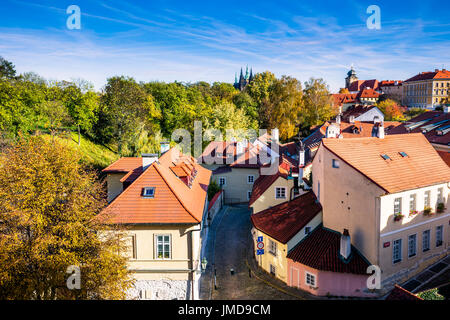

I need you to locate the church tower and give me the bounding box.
[345,66,358,89]
[234,66,254,91]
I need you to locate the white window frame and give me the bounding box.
[393,239,402,264]
[275,187,286,200]
[436,225,443,247]
[424,190,431,208]
[128,234,137,260]
[155,234,171,260]
[218,177,226,187]
[394,197,402,215]
[269,239,277,256]
[437,187,443,203]
[422,230,430,252]
[408,234,417,258]
[409,194,416,212]
[247,175,255,184]
[142,187,155,198]
[305,272,316,287]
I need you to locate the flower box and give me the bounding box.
[409,210,418,217]
[423,207,434,216]
[436,203,445,214]
[394,214,404,222]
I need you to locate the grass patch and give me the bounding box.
[42,132,119,171]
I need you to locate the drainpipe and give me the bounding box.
[187,226,202,300]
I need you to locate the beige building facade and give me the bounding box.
[312,135,449,293]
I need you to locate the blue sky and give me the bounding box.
[0,0,449,91]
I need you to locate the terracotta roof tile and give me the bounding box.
[322,133,450,193]
[99,147,211,224]
[437,151,450,167]
[385,285,422,300]
[348,79,379,92]
[250,192,322,243]
[405,69,450,82]
[102,157,142,173]
[287,227,370,275]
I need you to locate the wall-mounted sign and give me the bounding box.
[257,236,263,242]
[257,242,264,250]
[383,241,390,248]
[256,249,264,255]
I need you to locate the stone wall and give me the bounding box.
[128,279,190,300]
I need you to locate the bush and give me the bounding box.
[207,179,222,201]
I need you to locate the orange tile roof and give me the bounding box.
[385,285,422,300]
[99,147,211,224]
[322,133,450,194]
[102,157,142,173]
[251,192,322,243]
[357,88,380,98]
[405,69,450,82]
[437,151,450,167]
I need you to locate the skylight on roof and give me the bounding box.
[381,154,391,161]
[399,152,408,157]
[142,187,155,198]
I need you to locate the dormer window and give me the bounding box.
[142,187,155,198]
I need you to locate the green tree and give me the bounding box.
[98,76,161,155]
[302,78,335,129]
[0,56,16,79]
[0,135,133,299]
[259,76,304,140]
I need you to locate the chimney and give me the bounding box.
[336,114,341,124]
[271,128,279,142]
[340,229,351,260]
[298,143,305,167]
[435,69,439,72]
[349,115,355,124]
[142,153,158,171]
[377,122,385,139]
[160,141,170,155]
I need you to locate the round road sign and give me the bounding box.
[257,242,264,250]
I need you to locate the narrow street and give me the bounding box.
[200,205,306,300]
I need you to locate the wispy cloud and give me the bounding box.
[1,0,449,91]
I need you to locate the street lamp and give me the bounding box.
[201,258,208,272]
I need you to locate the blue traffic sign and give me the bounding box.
[257,236,263,242]
[256,249,264,255]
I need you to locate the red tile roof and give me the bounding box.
[358,88,380,98]
[437,151,450,167]
[98,147,211,224]
[389,111,450,146]
[380,80,402,87]
[405,69,450,82]
[332,93,357,106]
[348,79,379,92]
[248,155,299,206]
[102,157,142,173]
[287,227,370,275]
[250,192,322,244]
[385,285,422,300]
[322,133,450,194]
[208,190,223,211]
[302,120,401,151]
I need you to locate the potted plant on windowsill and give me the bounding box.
[423,206,434,216]
[409,210,418,217]
[436,203,445,214]
[394,213,404,222]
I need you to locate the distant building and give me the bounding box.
[234,66,254,91]
[345,67,380,93]
[380,80,403,102]
[402,69,450,109]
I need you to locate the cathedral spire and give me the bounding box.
[245,65,249,80]
[249,68,253,81]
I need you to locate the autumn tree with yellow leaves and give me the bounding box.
[0,135,133,299]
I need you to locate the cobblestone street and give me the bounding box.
[200,205,313,300]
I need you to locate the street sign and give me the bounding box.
[256,249,264,255]
[257,242,264,250]
[257,236,263,242]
